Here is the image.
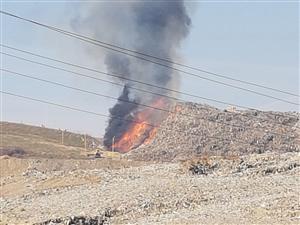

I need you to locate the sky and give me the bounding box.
[1,0,299,137]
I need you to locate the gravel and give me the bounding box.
[1,152,299,225]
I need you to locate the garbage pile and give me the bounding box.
[127,102,299,162]
[34,209,114,225]
[189,161,218,175]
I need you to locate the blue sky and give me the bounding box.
[1,1,299,137]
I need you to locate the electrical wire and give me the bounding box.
[0,52,299,128]
[2,90,297,150]
[2,68,299,139]
[0,11,299,104]
[1,49,299,124]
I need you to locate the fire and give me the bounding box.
[112,98,166,153]
[144,128,157,144]
[175,105,182,112]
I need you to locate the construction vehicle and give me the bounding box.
[85,148,121,159]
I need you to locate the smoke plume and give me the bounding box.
[73,1,191,151]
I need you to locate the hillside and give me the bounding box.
[127,102,300,161]
[0,122,102,159]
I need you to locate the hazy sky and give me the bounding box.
[1,1,299,137]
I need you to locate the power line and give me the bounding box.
[47,30,300,97]
[2,68,173,116]
[41,24,300,98]
[0,90,155,128]
[51,32,300,106]
[1,10,298,98]
[2,68,299,139]
[0,11,299,105]
[1,48,299,123]
[1,90,294,150]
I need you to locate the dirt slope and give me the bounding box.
[0,122,102,159]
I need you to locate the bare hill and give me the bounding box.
[127,102,300,161]
[0,122,102,159]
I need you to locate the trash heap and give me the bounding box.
[127,102,299,161]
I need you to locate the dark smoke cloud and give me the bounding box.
[103,85,139,147]
[73,1,191,150]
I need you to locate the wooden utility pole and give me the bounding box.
[84,134,87,150]
[61,130,64,145]
[112,136,115,152]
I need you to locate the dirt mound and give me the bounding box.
[127,102,299,161]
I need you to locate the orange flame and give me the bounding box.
[175,105,182,112]
[112,98,166,153]
[144,127,157,144]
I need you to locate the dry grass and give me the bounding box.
[0,122,102,159]
[1,121,101,147]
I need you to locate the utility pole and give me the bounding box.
[61,130,64,145]
[84,134,87,150]
[112,136,115,152]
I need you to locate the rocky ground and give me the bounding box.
[1,152,299,225]
[127,102,300,161]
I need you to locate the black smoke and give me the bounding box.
[73,1,191,151]
[103,85,139,148]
